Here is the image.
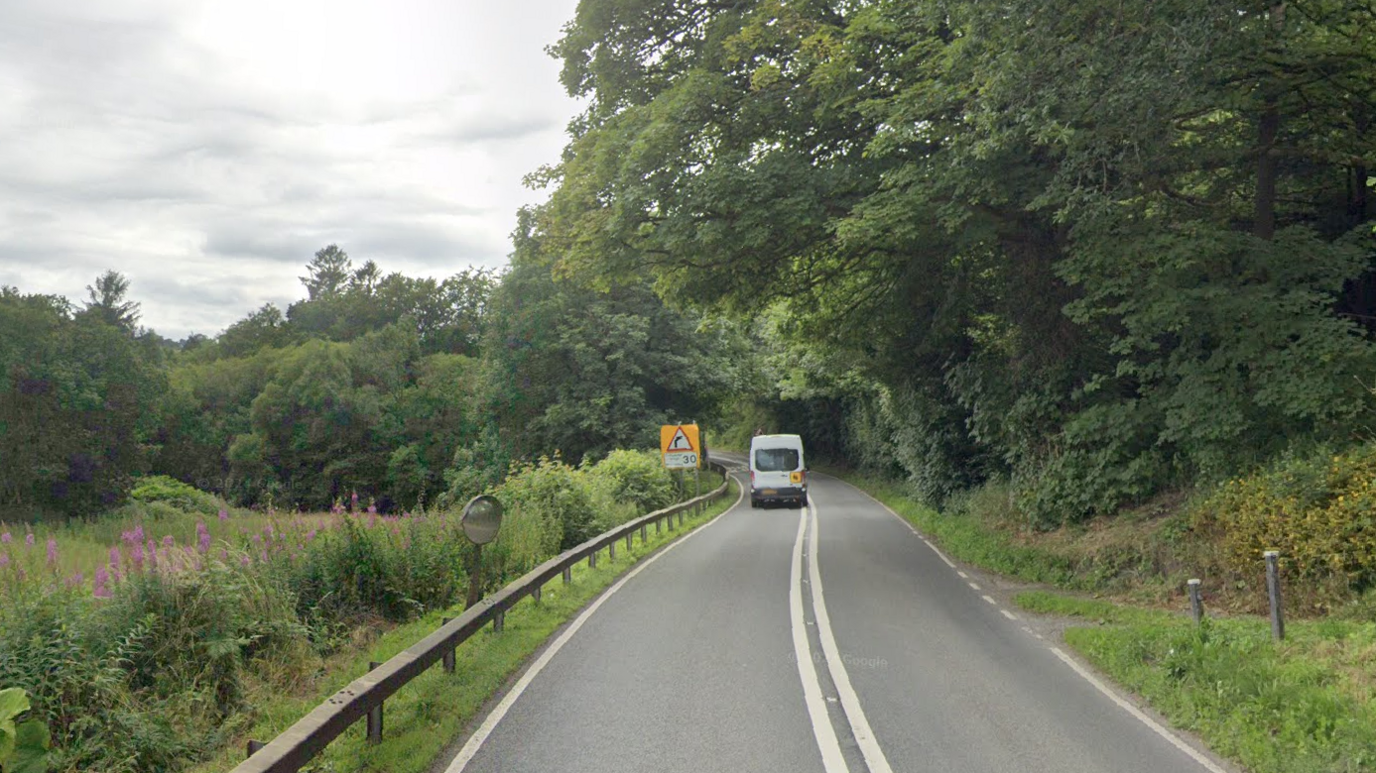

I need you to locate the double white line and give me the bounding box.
[790,500,894,773]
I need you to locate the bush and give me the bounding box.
[493,456,599,555]
[589,450,677,514]
[128,476,225,516]
[1192,443,1376,595]
[279,513,469,625]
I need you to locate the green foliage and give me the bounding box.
[588,450,678,514]
[492,456,598,557]
[483,224,731,463]
[0,285,168,517]
[128,476,224,516]
[540,0,1376,533]
[281,514,470,625]
[0,687,49,773]
[1192,442,1376,595]
[1062,610,1376,773]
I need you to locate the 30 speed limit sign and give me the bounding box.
[662,451,698,469]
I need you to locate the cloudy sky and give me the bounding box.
[0,0,583,339]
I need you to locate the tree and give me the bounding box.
[300,244,352,300]
[82,270,141,332]
[540,0,1376,523]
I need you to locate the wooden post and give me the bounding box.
[563,565,572,584]
[1187,579,1204,625]
[1265,550,1285,641]
[442,617,455,673]
[367,662,383,744]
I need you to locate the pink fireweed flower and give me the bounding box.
[93,566,111,598]
[0,552,9,569]
[130,542,145,571]
[367,504,377,515]
[47,538,58,566]
[147,539,158,569]
[108,545,122,568]
[1,532,11,544]
[197,522,211,554]
[133,524,145,543]
[66,571,83,589]
[259,549,268,563]
[25,533,34,548]
[240,555,251,568]
[351,491,359,511]
[218,509,229,522]
[162,535,175,550]
[220,548,229,563]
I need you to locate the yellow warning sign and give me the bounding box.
[660,424,701,469]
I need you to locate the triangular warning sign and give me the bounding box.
[667,426,694,451]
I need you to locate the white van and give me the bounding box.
[749,434,807,508]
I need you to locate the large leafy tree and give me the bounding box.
[484,209,732,462]
[540,0,1376,521]
[0,286,166,515]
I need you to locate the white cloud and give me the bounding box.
[0,0,581,338]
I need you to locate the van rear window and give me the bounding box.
[754,448,799,472]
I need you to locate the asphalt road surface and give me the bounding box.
[440,456,1233,773]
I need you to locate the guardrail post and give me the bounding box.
[640,524,647,543]
[442,617,455,673]
[625,532,633,551]
[247,740,265,758]
[609,540,616,560]
[678,510,684,527]
[494,610,505,633]
[563,566,572,584]
[533,584,542,604]
[589,551,597,569]
[655,517,661,535]
[1265,550,1285,641]
[1187,579,1204,625]
[367,662,383,744]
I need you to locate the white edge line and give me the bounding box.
[792,505,849,773]
[1049,647,1228,773]
[808,499,895,773]
[445,478,746,773]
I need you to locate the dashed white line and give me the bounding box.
[808,500,895,773]
[1050,648,1228,773]
[1001,609,1018,621]
[982,595,997,605]
[957,571,969,579]
[968,582,982,591]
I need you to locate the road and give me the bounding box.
[439,456,1232,773]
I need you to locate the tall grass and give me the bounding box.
[0,451,700,772]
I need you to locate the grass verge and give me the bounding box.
[830,472,1078,586]
[191,478,740,773]
[1014,592,1376,773]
